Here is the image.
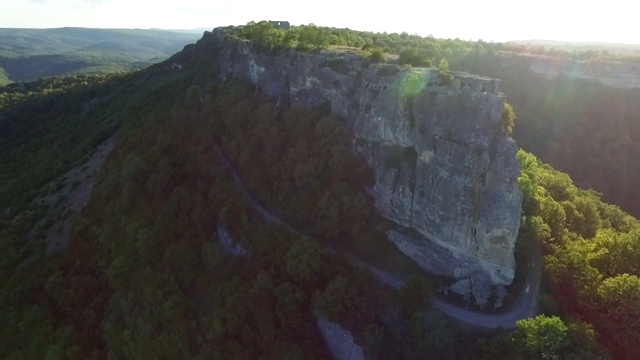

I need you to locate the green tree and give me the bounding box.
[437,57,453,85]
[238,21,290,52]
[502,102,516,135]
[512,315,568,360]
[363,323,384,359]
[539,195,567,247]
[591,229,640,277]
[595,274,640,360]
[399,274,432,315]
[184,84,203,108]
[273,283,305,329]
[573,196,601,238]
[315,275,356,321]
[368,48,385,63]
[284,238,323,283]
[297,24,328,51]
[564,320,611,360]
[398,48,430,67]
[480,332,521,360]
[411,310,455,359]
[438,57,450,72]
[544,247,602,312]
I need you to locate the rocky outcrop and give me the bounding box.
[205,29,522,288]
[471,273,492,305]
[494,285,508,309]
[450,278,471,296]
[217,222,250,258]
[29,135,118,254]
[316,317,365,360]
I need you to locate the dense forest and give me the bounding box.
[1,22,640,359]
[493,150,639,359]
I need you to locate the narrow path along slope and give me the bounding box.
[346,250,541,329]
[211,138,284,226]
[432,254,541,329]
[210,136,540,329]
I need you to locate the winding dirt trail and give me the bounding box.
[210,136,540,329]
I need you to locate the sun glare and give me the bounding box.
[0,0,638,44]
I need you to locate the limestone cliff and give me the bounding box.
[206,29,523,288]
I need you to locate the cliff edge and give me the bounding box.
[205,28,523,299]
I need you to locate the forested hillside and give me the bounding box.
[456,52,640,218]
[487,150,639,359]
[229,22,640,218]
[0,27,200,84]
[1,23,639,359]
[0,40,457,358]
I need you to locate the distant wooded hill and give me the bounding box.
[454,51,640,218]
[0,27,202,85]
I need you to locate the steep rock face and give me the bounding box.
[317,316,365,360]
[208,29,522,286]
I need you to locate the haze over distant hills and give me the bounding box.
[0,27,201,85]
[511,39,640,48]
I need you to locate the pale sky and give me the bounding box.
[0,0,638,44]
